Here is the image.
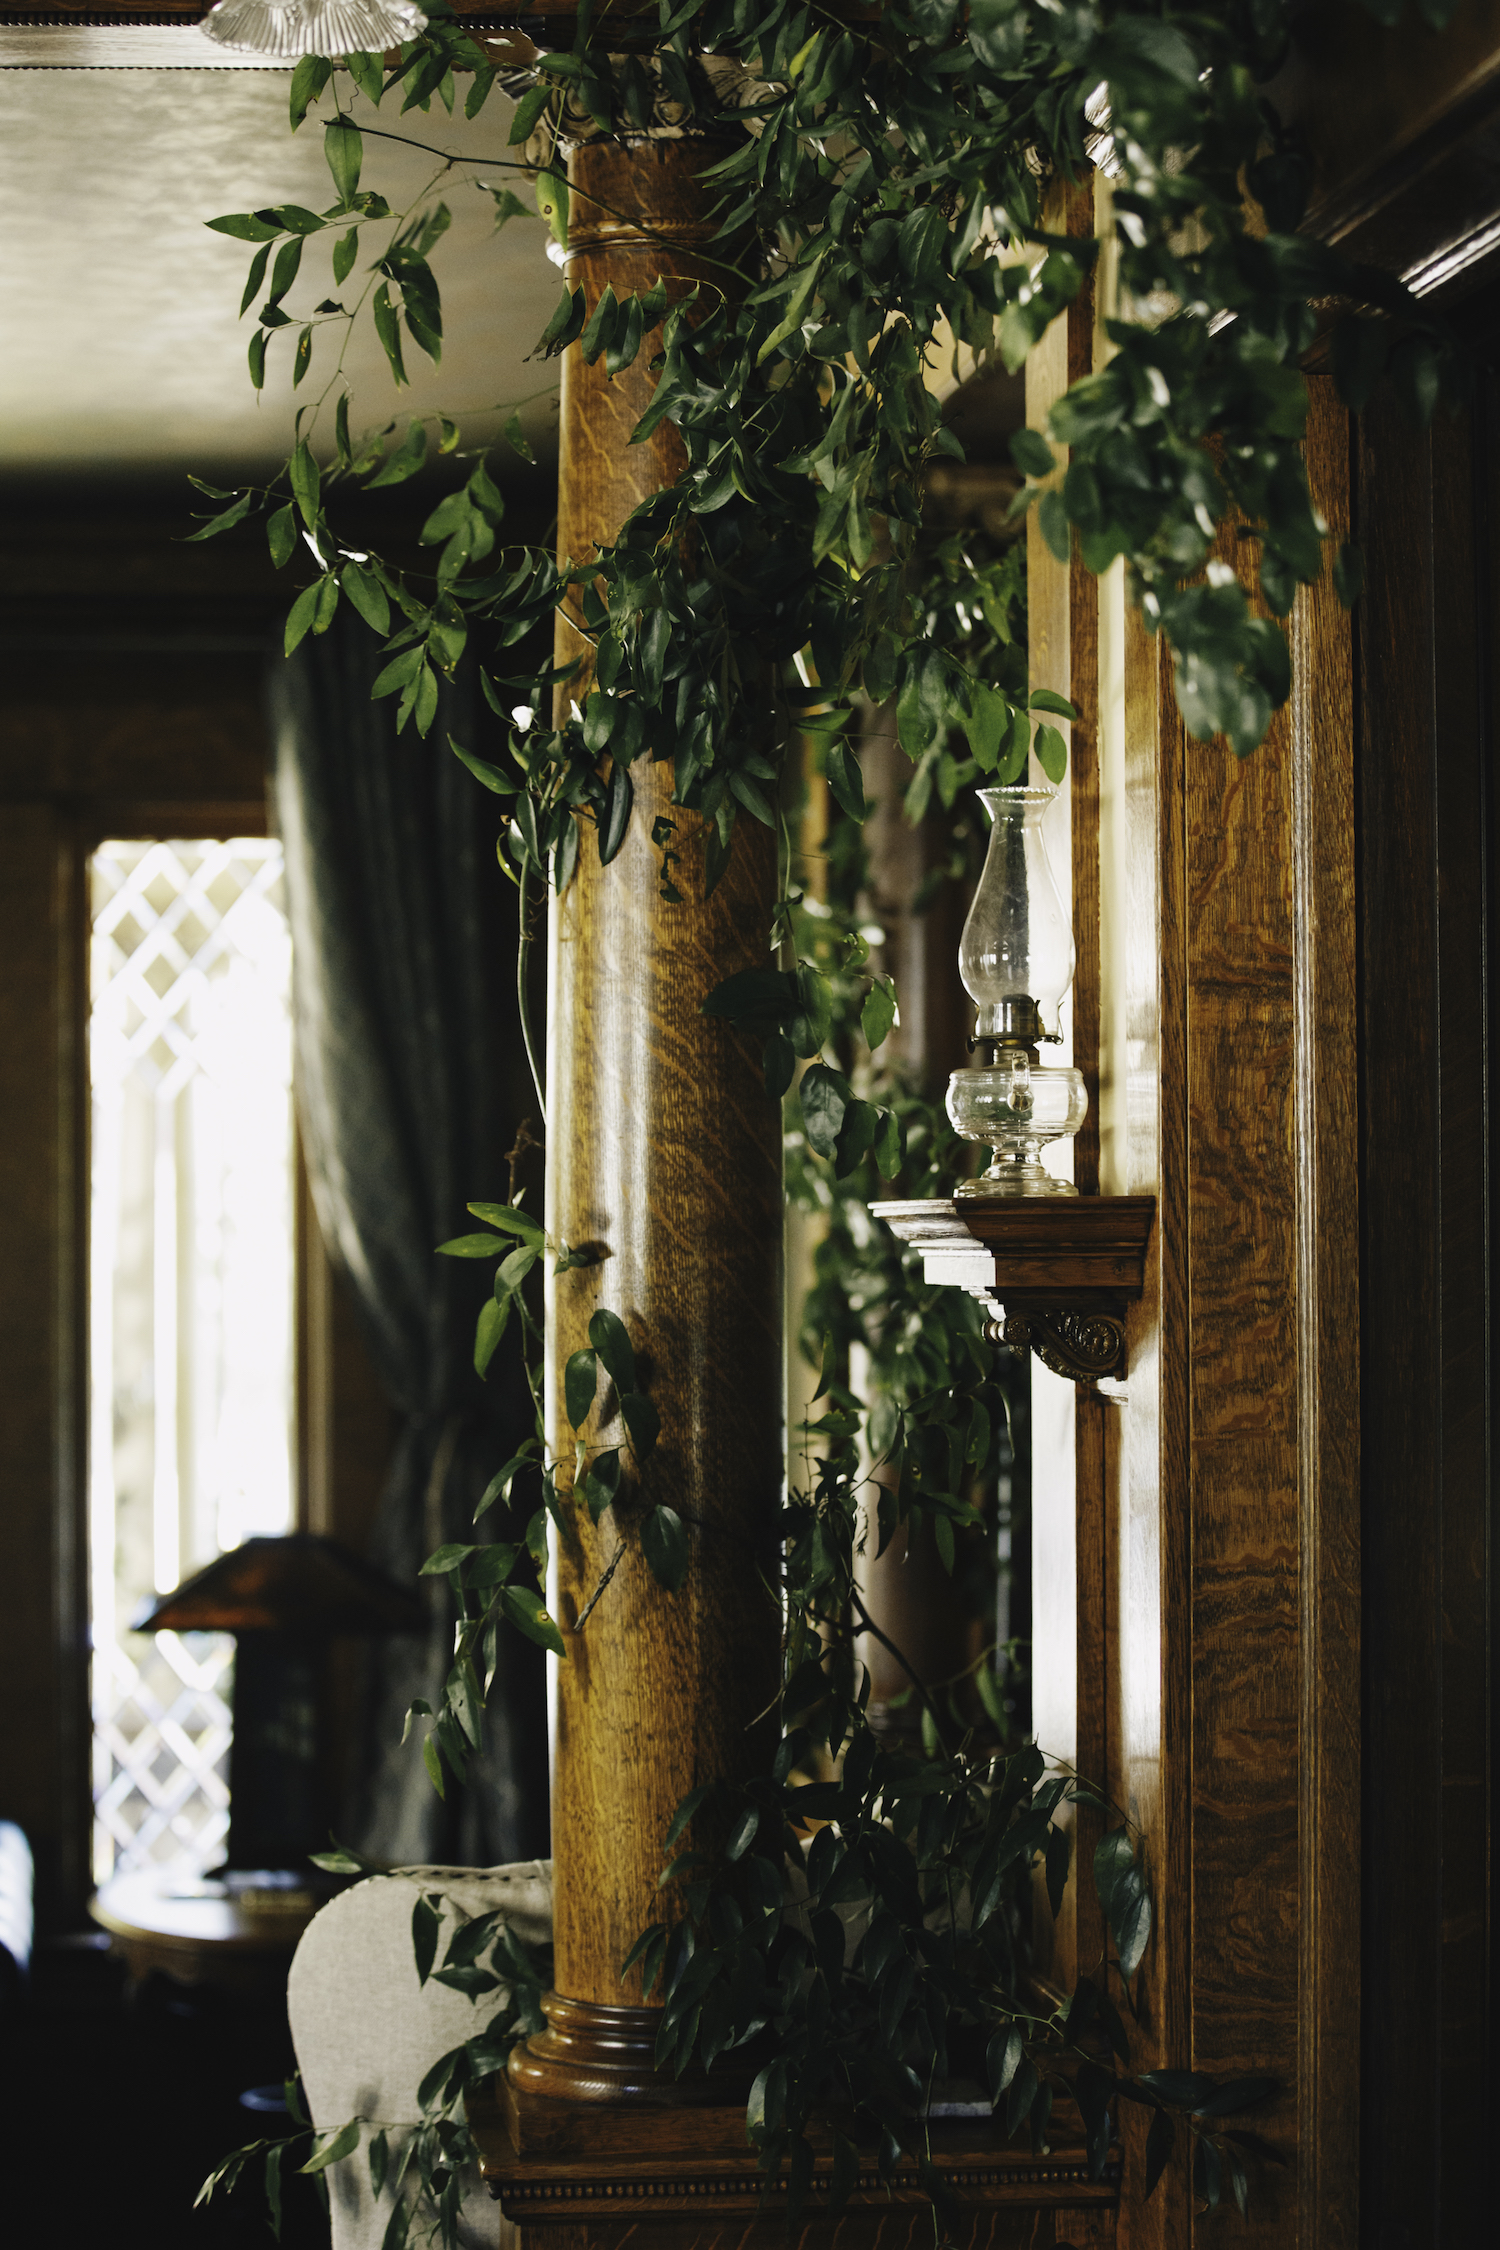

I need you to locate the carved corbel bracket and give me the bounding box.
[870,1195,1156,1387]
[985,1306,1128,1384]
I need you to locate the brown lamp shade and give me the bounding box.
[133,1534,424,1637]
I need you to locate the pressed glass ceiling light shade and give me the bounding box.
[200,0,427,56]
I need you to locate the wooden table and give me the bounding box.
[90,1869,319,1998]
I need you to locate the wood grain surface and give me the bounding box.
[1288,367,1361,2250]
[474,2092,1120,2247]
[537,137,783,2066]
[1112,580,1191,2250]
[1352,346,1495,2248]
[1023,168,1104,2004]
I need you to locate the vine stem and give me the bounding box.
[573,1539,626,1632]
[834,1582,960,1760]
[517,858,547,1126]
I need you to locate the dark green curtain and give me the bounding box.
[269,609,548,1867]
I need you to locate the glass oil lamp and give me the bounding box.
[947,784,1087,1198]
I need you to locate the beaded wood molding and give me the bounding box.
[871,1197,1157,1385]
[470,2090,1122,2221]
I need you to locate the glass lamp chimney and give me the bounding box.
[947,783,1087,1198]
[958,785,1075,1042]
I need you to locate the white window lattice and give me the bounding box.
[89,840,295,1884]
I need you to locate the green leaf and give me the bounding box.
[312,573,339,634]
[1029,688,1078,719]
[861,977,896,1053]
[449,736,515,795]
[301,2117,360,2176]
[987,2025,1023,2100]
[500,1583,567,1657]
[535,169,569,247]
[1010,427,1054,479]
[467,1202,545,1243]
[207,212,281,243]
[366,418,426,488]
[324,117,362,206]
[332,226,359,286]
[598,762,633,865]
[1191,2073,1279,2119]
[641,1504,688,1591]
[565,1348,598,1428]
[420,1543,476,1577]
[1038,489,1071,564]
[284,580,323,657]
[724,1803,760,1860]
[504,409,536,464]
[340,561,390,635]
[344,50,384,107]
[700,966,797,1027]
[248,329,268,391]
[799,1063,851,1160]
[289,54,332,131]
[509,82,550,146]
[826,738,867,822]
[372,283,408,386]
[266,232,303,309]
[1005,2058,1038,2140]
[185,491,255,543]
[1116,1882,1152,1979]
[1034,722,1068,784]
[410,1891,441,1984]
[579,283,620,364]
[266,503,297,569]
[763,1033,795,1098]
[436,1232,503,1258]
[496,1244,540,1295]
[239,241,272,317]
[758,251,824,364]
[474,1295,508,1378]
[289,441,320,530]
[588,1308,636,1392]
[621,1390,661,1456]
[968,683,1008,773]
[536,283,586,359]
[580,1447,621,1524]
[1093,1827,1134,1918]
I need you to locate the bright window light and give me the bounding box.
[88,839,295,1883]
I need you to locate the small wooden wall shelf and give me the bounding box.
[870,1197,1156,1383]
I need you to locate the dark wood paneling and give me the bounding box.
[1355,352,1493,2248]
[0,806,86,1913]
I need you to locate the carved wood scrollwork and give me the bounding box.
[984,1308,1127,1384]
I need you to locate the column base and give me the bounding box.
[501,1993,757,2154]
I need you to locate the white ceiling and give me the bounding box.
[0,56,562,477]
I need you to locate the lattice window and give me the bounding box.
[89,840,296,1883]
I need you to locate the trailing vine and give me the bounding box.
[193,0,1469,2235]
[196,0,1459,885]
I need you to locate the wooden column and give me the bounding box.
[508,135,783,2111]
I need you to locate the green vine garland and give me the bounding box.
[195,0,1465,2236]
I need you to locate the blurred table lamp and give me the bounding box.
[135,1534,422,1876]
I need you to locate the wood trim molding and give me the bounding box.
[470,2097,1123,2221]
[1289,367,1362,2250]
